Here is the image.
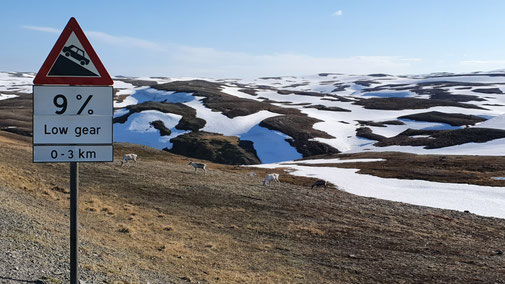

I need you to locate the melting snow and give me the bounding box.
[253,160,505,219]
[114,110,189,150]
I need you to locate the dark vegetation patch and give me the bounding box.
[354,97,484,110]
[260,116,340,157]
[167,131,260,165]
[318,73,342,77]
[429,92,484,102]
[320,81,338,85]
[367,73,391,77]
[398,111,487,126]
[472,88,503,94]
[330,151,505,186]
[357,120,405,127]
[150,120,171,136]
[304,104,351,112]
[283,83,309,88]
[113,101,206,131]
[0,93,32,137]
[364,81,492,104]
[412,88,484,102]
[416,81,487,88]
[154,80,298,118]
[356,127,386,142]
[238,88,258,96]
[277,90,324,97]
[331,84,349,92]
[325,94,354,102]
[375,128,505,149]
[276,89,352,102]
[288,102,312,106]
[354,80,380,87]
[259,76,283,80]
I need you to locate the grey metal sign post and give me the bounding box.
[70,162,79,282]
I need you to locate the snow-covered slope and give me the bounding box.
[111,72,505,160]
[3,70,505,218]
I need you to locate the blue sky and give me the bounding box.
[2,0,505,78]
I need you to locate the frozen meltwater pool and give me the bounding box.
[363,91,411,98]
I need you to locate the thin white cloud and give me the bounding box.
[21,25,165,52]
[86,31,166,52]
[461,59,505,65]
[21,24,422,78]
[333,10,343,16]
[162,45,422,78]
[459,59,505,72]
[22,25,60,34]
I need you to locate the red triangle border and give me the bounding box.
[33,17,113,86]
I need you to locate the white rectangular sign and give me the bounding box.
[33,86,112,116]
[33,85,113,163]
[33,85,112,144]
[33,115,112,144]
[34,145,113,163]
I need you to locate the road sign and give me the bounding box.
[33,17,113,85]
[32,18,114,284]
[33,18,114,163]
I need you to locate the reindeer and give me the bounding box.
[189,161,206,174]
[121,154,137,166]
[263,173,280,186]
[311,179,327,189]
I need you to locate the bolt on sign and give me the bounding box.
[33,17,113,162]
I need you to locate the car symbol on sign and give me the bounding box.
[62,45,90,65]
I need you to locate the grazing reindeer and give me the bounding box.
[263,173,280,187]
[121,154,137,167]
[311,179,327,189]
[189,161,207,174]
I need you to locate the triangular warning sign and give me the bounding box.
[33,17,113,85]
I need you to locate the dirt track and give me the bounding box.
[1,131,505,283]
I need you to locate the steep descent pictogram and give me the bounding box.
[34,17,112,85]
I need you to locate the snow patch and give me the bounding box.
[114,110,189,150]
[253,162,505,219]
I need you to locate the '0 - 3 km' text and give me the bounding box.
[50,148,97,159]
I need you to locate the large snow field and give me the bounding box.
[252,159,505,219]
[114,88,304,162]
[226,76,505,156]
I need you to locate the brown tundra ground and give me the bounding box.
[1,131,505,283]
